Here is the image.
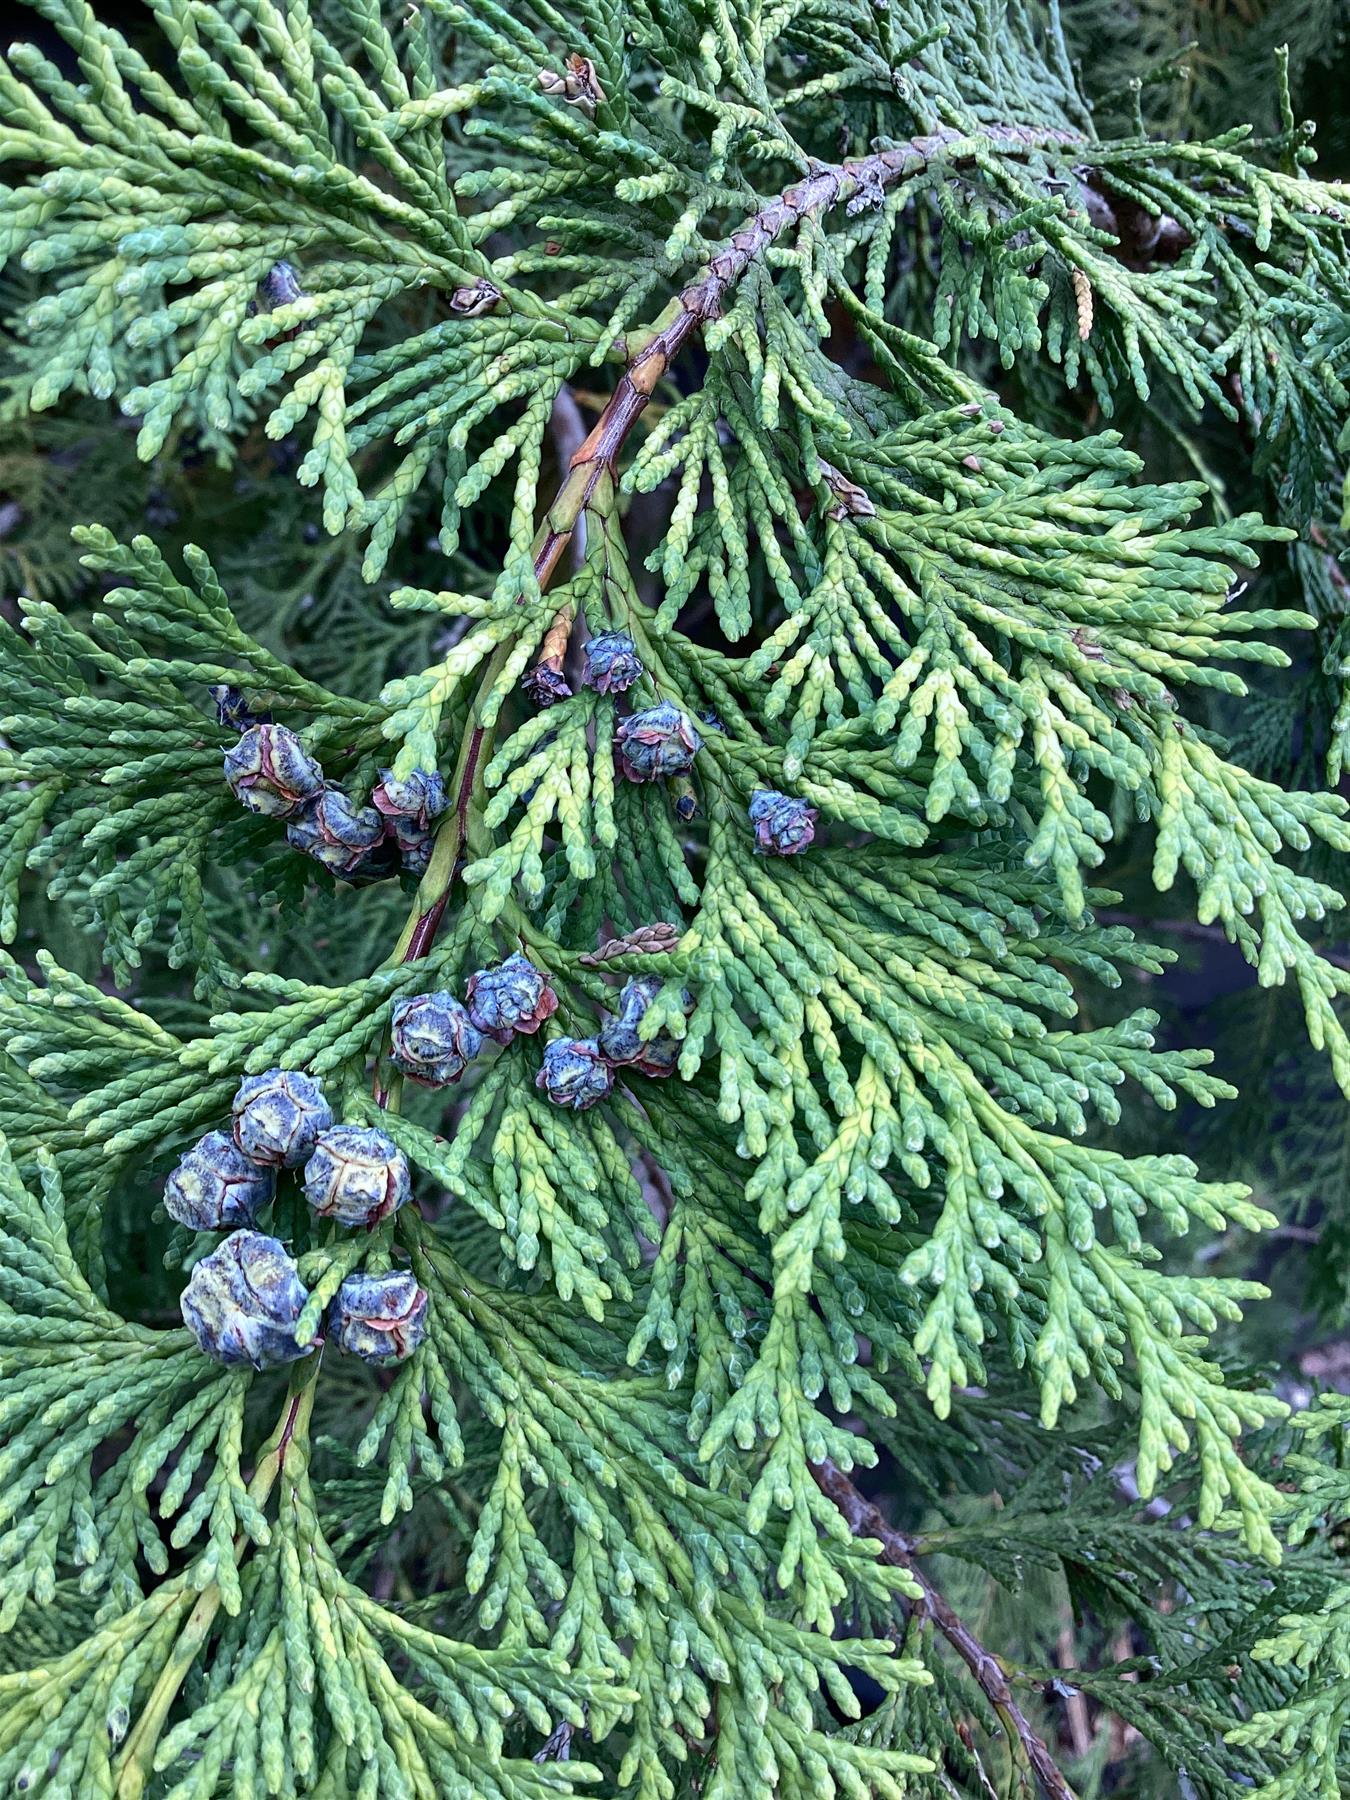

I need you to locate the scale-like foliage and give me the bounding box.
[2,0,1350,1793]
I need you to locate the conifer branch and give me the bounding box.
[388,643,512,971]
[811,1457,1079,1800]
[1096,910,1350,972]
[388,124,1086,973]
[3,2,1349,1792]
[114,1356,322,1797]
[542,123,1083,552]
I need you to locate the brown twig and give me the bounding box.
[809,1458,1078,1800]
[525,126,1087,601]
[399,712,494,965]
[386,124,1083,978]
[578,921,682,964]
[1055,1619,1093,1759]
[548,387,591,569]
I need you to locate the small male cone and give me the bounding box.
[248,260,306,347]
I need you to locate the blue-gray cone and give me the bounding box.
[597,977,690,1078]
[164,1130,276,1231]
[232,1068,333,1168]
[535,1037,613,1109]
[302,1126,412,1228]
[181,1230,313,1369]
[224,723,323,818]
[582,631,643,696]
[286,787,387,877]
[328,1270,428,1363]
[389,992,483,1086]
[749,788,818,856]
[615,703,702,783]
[465,953,559,1044]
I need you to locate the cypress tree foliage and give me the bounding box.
[2,0,1350,1794]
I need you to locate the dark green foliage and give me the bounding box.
[3,0,1350,1795]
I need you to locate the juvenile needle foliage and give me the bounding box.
[2,0,1350,1794]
